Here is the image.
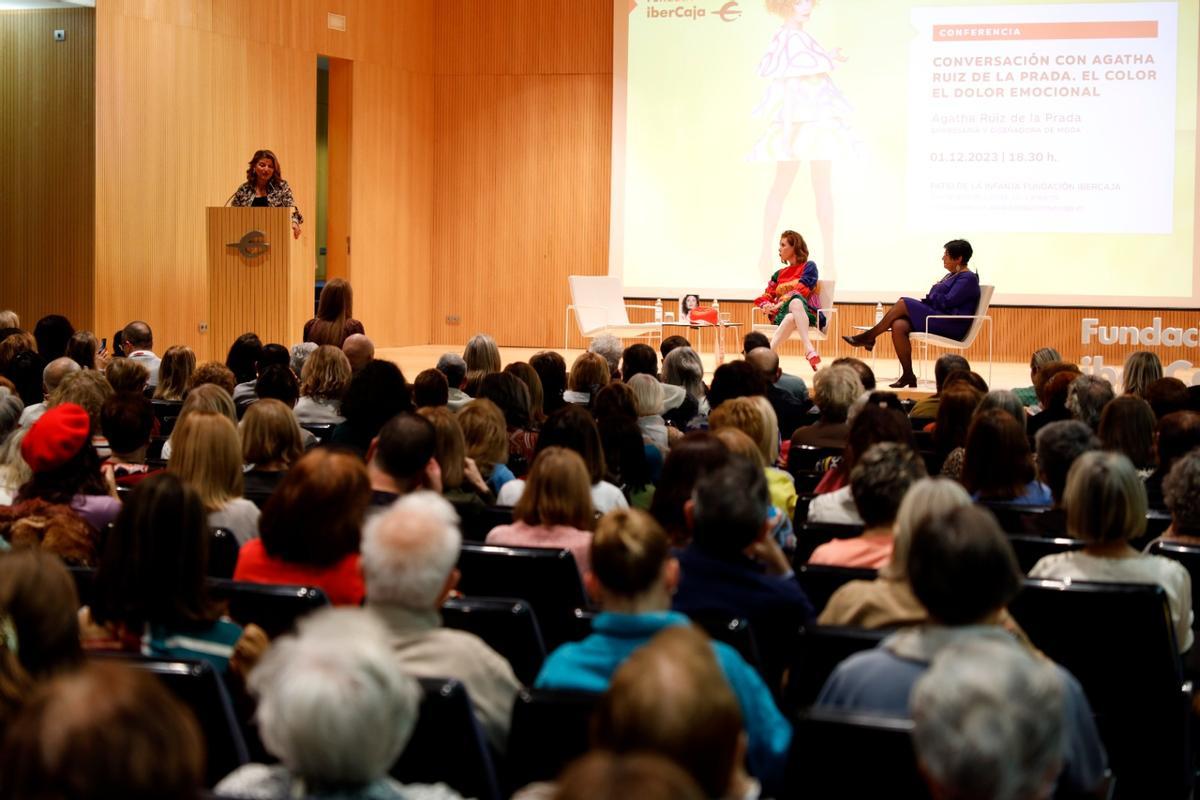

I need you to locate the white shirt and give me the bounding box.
[496,478,629,514]
[293,395,345,425]
[208,498,262,546]
[1029,550,1194,652]
[127,349,161,386]
[18,401,46,429]
[805,485,862,525]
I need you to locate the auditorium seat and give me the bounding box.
[785,708,929,799]
[206,579,329,638]
[456,503,515,542]
[1146,540,1200,631]
[441,596,547,686]
[787,444,843,474]
[456,543,591,649]
[796,564,878,617]
[207,527,240,579]
[1006,534,1084,574]
[299,422,336,443]
[507,688,600,793]
[1008,579,1192,798]
[783,625,889,715]
[392,677,501,800]
[910,284,995,385]
[92,654,248,788]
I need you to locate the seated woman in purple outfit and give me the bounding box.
[843,239,980,388]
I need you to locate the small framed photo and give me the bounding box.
[679,294,700,319]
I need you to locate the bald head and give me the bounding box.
[43,357,81,395]
[121,321,153,351]
[342,334,375,373]
[361,492,462,610]
[745,347,780,383]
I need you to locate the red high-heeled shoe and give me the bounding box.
[806,351,821,371]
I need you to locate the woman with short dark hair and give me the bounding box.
[961,409,1051,505]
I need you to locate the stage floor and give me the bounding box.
[375,345,1080,399]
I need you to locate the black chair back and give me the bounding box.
[206,579,329,638]
[456,544,590,649]
[1006,534,1084,574]
[441,596,547,686]
[1147,539,1200,631]
[506,689,600,793]
[458,504,515,542]
[392,677,501,800]
[299,423,336,442]
[1009,579,1191,797]
[688,614,762,672]
[981,500,1053,534]
[783,625,889,715]
[793,521,865,563]
[207,527,240,579]
[786,709,929,799]
[92,655,248,788]
[787,445,843,474]
[796,564,877,616]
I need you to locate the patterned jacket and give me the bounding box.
[231,180,303,228]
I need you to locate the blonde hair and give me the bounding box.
[590,508,670,596]
[887,477,971,580]
[712,427,766,469]
[457,399,509,472]
[241,399,304,467]
[48,370,113,434]
[463,334,501,375]
[812,365,864,423]
[177,383,236,426]
[627,374,665,417]
[418,406,467,490]
[154,346,196,401]
[568,352,611,393]
[514,447,595,531]
[168,411,244,512]
[0,310,19,329]
[1122,351,1163,397]
[104,358,149,395]
[710,397,777,464]
[300,345,351,401]
[1064,451,1147,544]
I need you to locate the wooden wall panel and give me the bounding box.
[94,0,433,357]
[0,9,94,330]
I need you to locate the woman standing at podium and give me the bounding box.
[230,149,303,239]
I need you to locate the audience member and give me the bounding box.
[1013,346,1062,409]
[745,347,809,438]
[1148,451,1200,547]
[487,447,596,578]
[593,385,655,504]
[706,360,768,412]
[649,432,730,545]
[289,341,318,376]
[437,352,472,410]
[414,368,450,408]
[187,360,237,396]
[808,443,926,566]
[342,332,375,373]
[160,381,237,461]
[817,505,1107,795]
[18,356,78,429]
[744,330,809,400]
[459,398,515,494]
[104,357,150,396]
[168,410,261,544]
[47,368,113,455]
[1144,376,1190,420]
[0,310,18,330]
[232,341,289,414]
[304,277,365,347]
[1030,451,1193,651]
[253,362,300,407]
[629,373,669,455]
[831,355,876,393]
[152,344,196,401]
[329,359,412,455]
[65,330,105,372]
[214,608,461,800]
[225,331,263,386]
[1098,395,1156,474]
[911,638,1065,800]
[661,333,692,358]
[464,332,502,395]
[367,412,441,509]
[908,354,970,420]
[621,342,658,381]
[1027,362,1082,438]
[565,352,610,407]
[33,314,75,361]
[553,752,705,800]
[362,492,521,753]
[240,399,304,498]
[660,346,708,430]
[1065,374,1114,432]
[497,405,628,513]
[504,361,547,425]
[121,321,160,385]
[478,371,539,472]
[84,473,254,671]
[1,661,204,800]
[0,549,83,736]
[0,386,21,441]
[2,349,41,408]
[807,402,916,500]
[589,335,623,381]
[1031,420,1099,535]
[710,397,796,525]
[534,508,791,789]
[235,449,370,605]
[1122,350,1163,397]
[591,626,757,800]
[14,403,119,534]
[0,429,31,506]
[418,406,493,509]
[295,344,351,424]
[929,383,982,479]
[962,408,1051,505]
[790,364,860,450]
[673,457,814,627]
[99,393,158,486]
[530,350,568,416]
[1144,411,1200,508]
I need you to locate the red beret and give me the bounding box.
[21,403,92,472]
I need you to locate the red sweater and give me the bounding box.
[233,539,365,606]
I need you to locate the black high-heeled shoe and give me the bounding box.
[842,333,875,352]
[889,374,918,389]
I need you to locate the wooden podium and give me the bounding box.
[205,207,309,357]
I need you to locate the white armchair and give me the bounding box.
[910,284,995,385]
[564,276,662,349]
[751,280,839,353]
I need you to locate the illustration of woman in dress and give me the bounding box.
[751,0,854,279]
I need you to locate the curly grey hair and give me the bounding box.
[588,335,623,376]
[1066,375,1114,432]
[850,442,928,529]
[1164,451,1200,536]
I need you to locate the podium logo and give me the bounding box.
[227,230,270,260]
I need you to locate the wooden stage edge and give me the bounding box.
[376,344,1200,400]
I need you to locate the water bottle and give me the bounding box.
[654,298,663,323]
[875,302,884,325]
[712,298,720,313]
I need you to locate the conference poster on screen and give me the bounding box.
[612,0,1199,306]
